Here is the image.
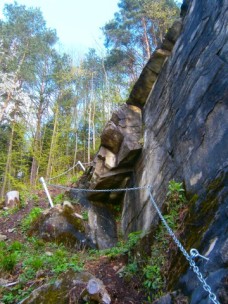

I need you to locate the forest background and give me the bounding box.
[0,0,180,200]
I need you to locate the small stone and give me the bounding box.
[0,278,9,286]
[0,234,7,241]
[63,201,74,210]
[45,251,53,256]
[8,228,15,233]
[117,266,125,274]
[36,270,45,279]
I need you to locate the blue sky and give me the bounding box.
[0,0,119,55]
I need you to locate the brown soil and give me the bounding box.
[0,189,148,304]
[85,256,146,303]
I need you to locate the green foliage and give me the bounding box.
[0,252,18,272]
[103,0,180,81]
[141,180,187,299]
[164,180,186,229]
[126,231,142,248]
[0,0,180,194]
[23,256,44,271]
[99,231,143,259]
[0,241,23,273]
[1,237,84,302]
[0,240,7,250]
[53,193,65,205]
[82,210,88,220]
[8,240,23,252]
[2,292,15,304]
[0,207,19,217]
[143,264,163,291]
[21,207,42,231]
[119,261,138,281]
[167,180,185,203]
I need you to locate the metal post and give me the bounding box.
[77,161,86,171]
[39,177,54,207]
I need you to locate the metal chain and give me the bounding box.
[47,161,92,181]
[43,180,220,303]
[148,190,220,304]
[48,183,151,192]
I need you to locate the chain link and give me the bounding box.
[148,190,220,304]
[48,183,151,192]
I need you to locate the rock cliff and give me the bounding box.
[78,0,228,302]
[122,0,228,302]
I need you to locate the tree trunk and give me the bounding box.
[92,99,96,151]
[0,122,15,199]
[87,102,91,163]
[73,102,78,174]
[142,16,151,60]
[73,132,78,174]
[46,105,59,179]
[30,103,42,186]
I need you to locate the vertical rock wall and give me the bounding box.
[122,0,228,236]
[122,0,228,302]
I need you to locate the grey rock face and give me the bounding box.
[84,104,142,249]
[101,121,123,154]
[88,204,118,249]
[89,104,142,192]
[121,0,228,303]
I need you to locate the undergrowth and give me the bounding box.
[0,180,187,303]
[114,180,188,302]
[0,239,83,303]
[143,180,187,300]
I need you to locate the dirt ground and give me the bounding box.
[0,189,147,304]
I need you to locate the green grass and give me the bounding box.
[0,238,84,303]
[0,180,188,303]
[21,207,43,232]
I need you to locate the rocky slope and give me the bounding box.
[81,0,228,302]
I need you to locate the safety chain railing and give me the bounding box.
[47,183,150,192]
[40,180,220,304]
[46,160,92,181]
[148,191,220,304]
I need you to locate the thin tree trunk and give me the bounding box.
[46,105,59,179]
[73,102,78,174]
[151,23,158,50]
[87,103,91,163]
[0,122,15,199]
[92,99,96,151]
[73,132,78,173]
[142,16,151,60]
[30,104,42,186]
